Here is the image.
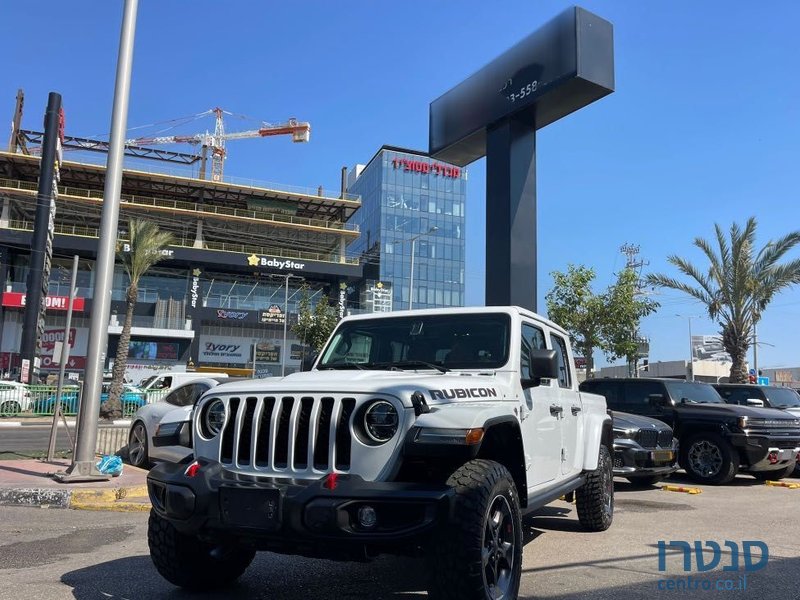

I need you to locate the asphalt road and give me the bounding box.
[0,425,74,456]
[0,472,798,599]
[0,424,126,455]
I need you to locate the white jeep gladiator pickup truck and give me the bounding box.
[147,306,613,599]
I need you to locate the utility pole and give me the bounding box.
[620,243,649,377]
[280,273,293,376]
[55,0,138,482]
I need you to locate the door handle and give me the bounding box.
[571,405,582,415]
[549,404,563,417]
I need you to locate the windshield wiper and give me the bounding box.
[365,360,449,374]
[318,362,366,370]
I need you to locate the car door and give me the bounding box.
[519,322,562,490]
[550,332,582,477]
[151,383,211,462]
[623,381,673,427]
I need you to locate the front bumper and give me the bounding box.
[729,433,800,472]
[612,438,678,478]
[147,459,452,557]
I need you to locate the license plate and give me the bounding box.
[651,450,674,462]
[220,487,281,530]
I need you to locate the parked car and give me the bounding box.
[713,384,800,417]
[714,383,800,477]
[137,371,229,399]
[580,377,800,484]
[33,382,144,416]
[612,411,678,486]
[127,377,235,468]
[0,381,32,416]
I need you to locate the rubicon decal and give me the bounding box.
[428,388,498,400]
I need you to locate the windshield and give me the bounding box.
[318,313,511,371]
[664,380,724,404]
[763,387,800,408]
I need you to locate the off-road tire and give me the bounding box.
[128,421,150,468]
[576,445,614,531]
[148,510,255,590]
[751,464,795,481]
[429,459,522,600]
[679,433,738,485]
[625,475,664,487]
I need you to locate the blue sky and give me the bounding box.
[3,1,800,369]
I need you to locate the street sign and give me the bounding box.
[757,376,770,386]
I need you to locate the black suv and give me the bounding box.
[580,378,800,485]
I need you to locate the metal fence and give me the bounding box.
[0,383,169,418]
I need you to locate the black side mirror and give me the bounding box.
[521,349,559,389]
[301,351,319,372]
[648,393,669,409]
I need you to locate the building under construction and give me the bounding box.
[0,93,361,381]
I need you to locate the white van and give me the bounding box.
[138,371,229,396]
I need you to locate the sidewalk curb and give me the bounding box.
[0,422,22,428]
[0,487,71,508]
[0,483,150,512]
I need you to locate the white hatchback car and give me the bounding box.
[127,377,235,467]
[0,381,32,416]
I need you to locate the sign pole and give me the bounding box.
[281,273,292,376]
[56,0,138,482]
[46,254,79,461]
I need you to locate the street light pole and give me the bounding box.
[753,322,758,379]
[687,315,693,382]
[405,226,438,310]
[56,0,138,482]
[676,314,697,382]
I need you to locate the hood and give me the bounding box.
[676,402,799,420]
[208,369,510,407]
[613,411,671,432]
[781,407,800,418]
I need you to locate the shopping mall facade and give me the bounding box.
[0,151,361,382]
[0,143,467,383]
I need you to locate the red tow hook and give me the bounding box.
[323,473,339,490]
[184,461,201,477]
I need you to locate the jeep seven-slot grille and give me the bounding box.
[636,429,673,449]
[218,395,356,473]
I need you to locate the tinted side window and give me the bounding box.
[181,383,210,406]
[164,389,182,406]
[622,381,666,411]
[549,333,571,389]
[718,387,760,405]
[520,323,547,380]
[582,380,622,410]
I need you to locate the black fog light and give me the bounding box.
[357,505,377,529]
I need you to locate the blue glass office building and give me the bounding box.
[348,146,466,310]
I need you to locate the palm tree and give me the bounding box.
[103,219,174,418]
[646,218,800,382]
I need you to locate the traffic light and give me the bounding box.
[642,359,649,372]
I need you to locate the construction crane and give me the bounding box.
[124,107,311,181]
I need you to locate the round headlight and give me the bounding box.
[364,400,398,443]
[204,399,226,437]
